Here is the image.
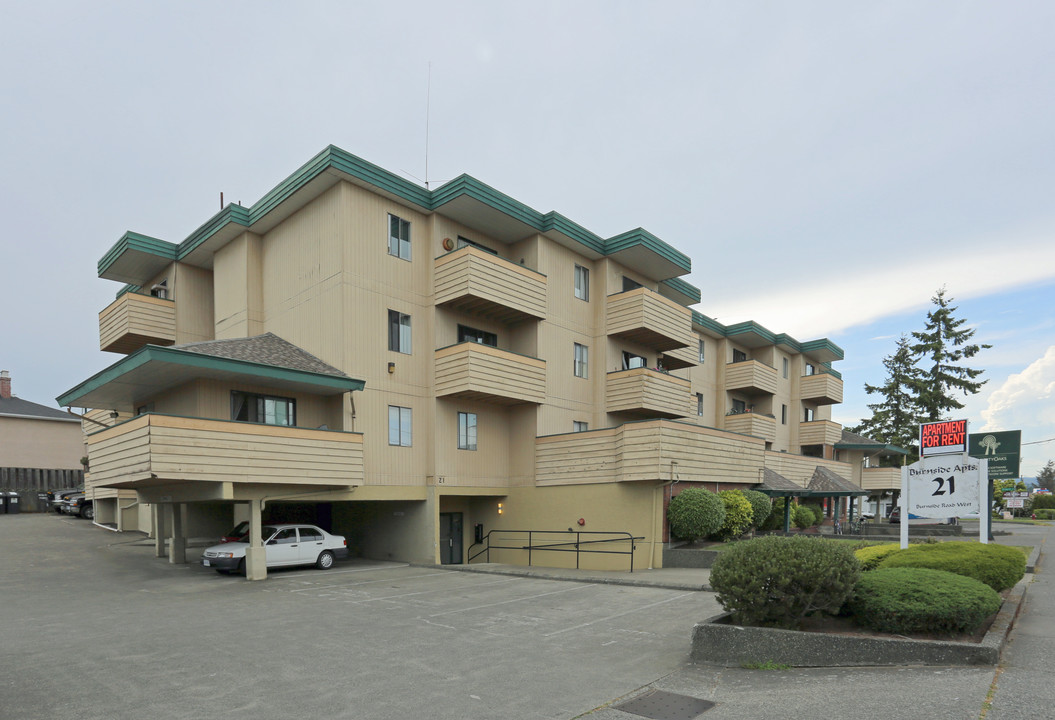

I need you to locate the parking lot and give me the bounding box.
[1,513,721,720]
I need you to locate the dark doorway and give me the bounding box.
[439,512,463,565]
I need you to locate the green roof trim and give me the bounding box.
[834,442,909,456]
[97,231,177,278]
[661,277,701,304]
[689,312,844,361]
[57,344,364,408]
[605,228,691,273]
[691,310,727,335]
[115,284,141,299]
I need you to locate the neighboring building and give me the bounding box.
[1,370,85,503]
[59,145,883,579]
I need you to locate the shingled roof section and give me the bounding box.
[839,429,885,447]
[0,396,80,422]
[807,466,868,496]
[754,468,809,496]
[172,333,350,378]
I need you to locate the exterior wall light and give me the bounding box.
[497,502,503,515]
[387,362,395,374]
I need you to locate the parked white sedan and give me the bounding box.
[201,524,348,574]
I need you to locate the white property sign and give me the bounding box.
[900,454,989,548]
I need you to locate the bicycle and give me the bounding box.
[833,518,843,535]
[849,517,863,534]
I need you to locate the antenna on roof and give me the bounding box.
[425,61,432,190]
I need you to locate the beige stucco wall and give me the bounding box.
[0,416,84,469]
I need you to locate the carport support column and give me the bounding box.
[168,504,186,564]
[245,499,267,581]
[153,504,166,558]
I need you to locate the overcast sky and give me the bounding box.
[2,1,1053,474]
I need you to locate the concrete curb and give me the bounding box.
[439,563,710,592]
[690,572,1032,667]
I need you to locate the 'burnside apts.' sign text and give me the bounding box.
[920,419,968,457]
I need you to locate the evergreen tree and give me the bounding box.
[850,335,923,458]
[910,287,991,421]
[1037,460,1055,492]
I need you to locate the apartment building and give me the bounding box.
[59,145,888,579]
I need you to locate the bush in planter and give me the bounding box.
[667,487,725,543]
[710,535,860,629]
[711,490,754,541]
[741,489,773,529]
[792,504,814,529]
[854,543,903,570]
[849,567,1001,635]
[878,541,1025,592]
[758,498,786,531]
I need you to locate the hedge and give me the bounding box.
[878,541,1026,592]
[854,543,903,571]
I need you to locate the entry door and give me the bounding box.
[439,512,463,565]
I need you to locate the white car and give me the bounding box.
[201,524,348,575]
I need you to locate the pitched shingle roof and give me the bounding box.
[0,396,80,422]
[807,466,867,495]
[172,333,350,378]
[754,468,809,496]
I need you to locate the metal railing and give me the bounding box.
[467,530,644,572]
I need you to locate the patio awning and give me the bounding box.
[805,466,868,497]
[753,468,810,497]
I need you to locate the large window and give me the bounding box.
[388,406,412,446]
[231,391,295,427]
[388,214,411,260]
[732,349,747,363]
[457,324,497,346]
[574,343,589,378]
[388,310,412,354]
[458,412,477,450]
[804,407,815,422]
[574,265,589,301]
[622,351,647,370]
[805,363,816,376]
[573,421,589,433]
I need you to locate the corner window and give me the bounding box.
[782,357,789,378]
[732,349,747,363]
[698,340,705,364]
[457,324,497,347]
[622,351,647,370]
[231,391,295,427]
[573,421,589,433]
[388,310,412,354]
[388,214,411,260]
[574,265,589,301]
[804,407,815,422]
[388,406,412,446]
[574,343,589,378]
[458,412,477,450]
[696,393,704,416]
[805,363,816,376]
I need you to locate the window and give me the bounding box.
[388,406,412,446]
[696,393,704,416]
[698,340,705,364]
[782,357,789,378]
[574,343,588,378]
[573,421,589,433]
[231,391,295,426]
[781,404,787,424]
[271,528,298,544]
[388,310,412,354]
[732,349,747,363]
[622,276,642,292]
[150,279,168,299]
[622,351,647,370]
[458,412,477,450]
[732,398,746,414]
[299,527,323,542]
[574,265,589,301]
[388,214,411,260]
[804,407,815,422]
[457,324,497,347]
[805,363,816,376]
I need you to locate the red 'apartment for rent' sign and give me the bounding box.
[920,419,968,456]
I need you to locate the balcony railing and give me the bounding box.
[435,342,546,405]
[723,410,776,443]
[799,420,843,447]
[800,371,844,405]
[606,287,694,356]
[606,368,693,418]
[434,246,547,323]
[724,359,778,395]
[86,414,364,489]
[861,466,901,491]
[99,292,176,354]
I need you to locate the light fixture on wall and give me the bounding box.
[387,362,395,374]
[497,502,503,515]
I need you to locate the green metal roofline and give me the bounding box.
[689,311,844,360]
[834,442,910,456]
[661,277,701,304]
[97,232,177,277]
[57,345,365,408]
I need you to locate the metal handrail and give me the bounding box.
[467,529,643,572]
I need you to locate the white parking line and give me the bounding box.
[287,569,446,591]
[427,582,595,617]
[354,576,521,603]
[542,591,696,636]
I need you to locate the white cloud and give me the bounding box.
[980,346,1055,475]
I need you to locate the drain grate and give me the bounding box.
[614,690,715,720]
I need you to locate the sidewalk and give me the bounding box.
[449,561,711,591]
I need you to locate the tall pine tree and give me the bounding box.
[851,335,924,458]
[910,287,991,421]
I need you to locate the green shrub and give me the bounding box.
[711,490,754,541]
[792,504,814,529]
[668,487,726,543]
[803,504,825,526]
[1033,508,1055,520]
[854,543,903,571]
[849,567,1001,635]
[741,489,773,529]
[710,535,860,629]
[878,541,1025,592]
[759,498,786,531]
[1031,494,1055,510]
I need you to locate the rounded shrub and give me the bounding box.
[792,504,814,529]
[711,490,753,541]
[803,504,825,526]
[849,567,1001,635]
[878,541,1025,592]
[667,487,725,543]
[854,543,903,571]
[710,535,860,629]
[741,489,773,529]
[759,497,786,531]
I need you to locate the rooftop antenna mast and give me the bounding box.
[425,61,432,190]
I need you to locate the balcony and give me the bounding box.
[99,292,176,354]
[723,411,777,443]
[725,360,778,395]
[799,420,843,447]
[800,371,843,405]
[434,246,547,323]
[435,342,546,405]
[86,414,364,490]
[607,288,694,359]
[861,466,901,491]
[606,368,693,418]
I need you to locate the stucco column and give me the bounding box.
[153,504,166,558]
[244,499,267,580]
[168,504,186,564]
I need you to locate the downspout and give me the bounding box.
[651,461,679,568]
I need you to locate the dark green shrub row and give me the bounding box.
[1030,494,1055,510]
[854,543,903,570]
[668,488,725,542]
[878,541,1025,592]
[710,535,860,629]
[1033,508,1055,520]
[849,567,1001,635]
